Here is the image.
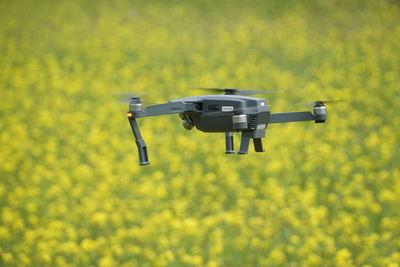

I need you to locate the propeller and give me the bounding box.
[295,100,345,106]
[111,92,146,103]
[191,87,279,95]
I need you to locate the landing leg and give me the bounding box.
[225,132,235,154]
[238,132,251,154]
[128,117,150,166]
[253,138,265,152]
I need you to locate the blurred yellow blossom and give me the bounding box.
[0,0,399,266]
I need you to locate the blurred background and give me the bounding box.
[0,0,399,266]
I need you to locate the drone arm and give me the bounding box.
[127,101,198,165]
[131,102,197,118]
[269,111,316,123]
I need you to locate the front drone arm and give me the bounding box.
[127,99,198,166]
[131,102,197,118]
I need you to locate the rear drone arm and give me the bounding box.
[269,106,327,124]
[231,108,326,155]
[127,100,198,165]
[269,111,315,123]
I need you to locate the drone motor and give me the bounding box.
[313,105,327,123]
[129,97,143,112]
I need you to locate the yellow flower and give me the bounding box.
[335,248,354,267]
[98,256,116,267]
[269,248,286,264]
[0,1,399,266]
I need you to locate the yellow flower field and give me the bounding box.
[1,0,399,266]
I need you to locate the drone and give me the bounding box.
[126,88,336,166]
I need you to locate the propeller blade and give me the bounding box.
[238,89,279,95]
[190,88,278,95]
[294,100,345,106]
[111,92,146,103]
[190,88,225,93]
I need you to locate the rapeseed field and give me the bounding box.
[1,0,399,266]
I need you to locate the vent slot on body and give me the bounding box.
[249,114,257,130]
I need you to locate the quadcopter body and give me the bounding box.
[126,89,329,165]
[171,95,269,132]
